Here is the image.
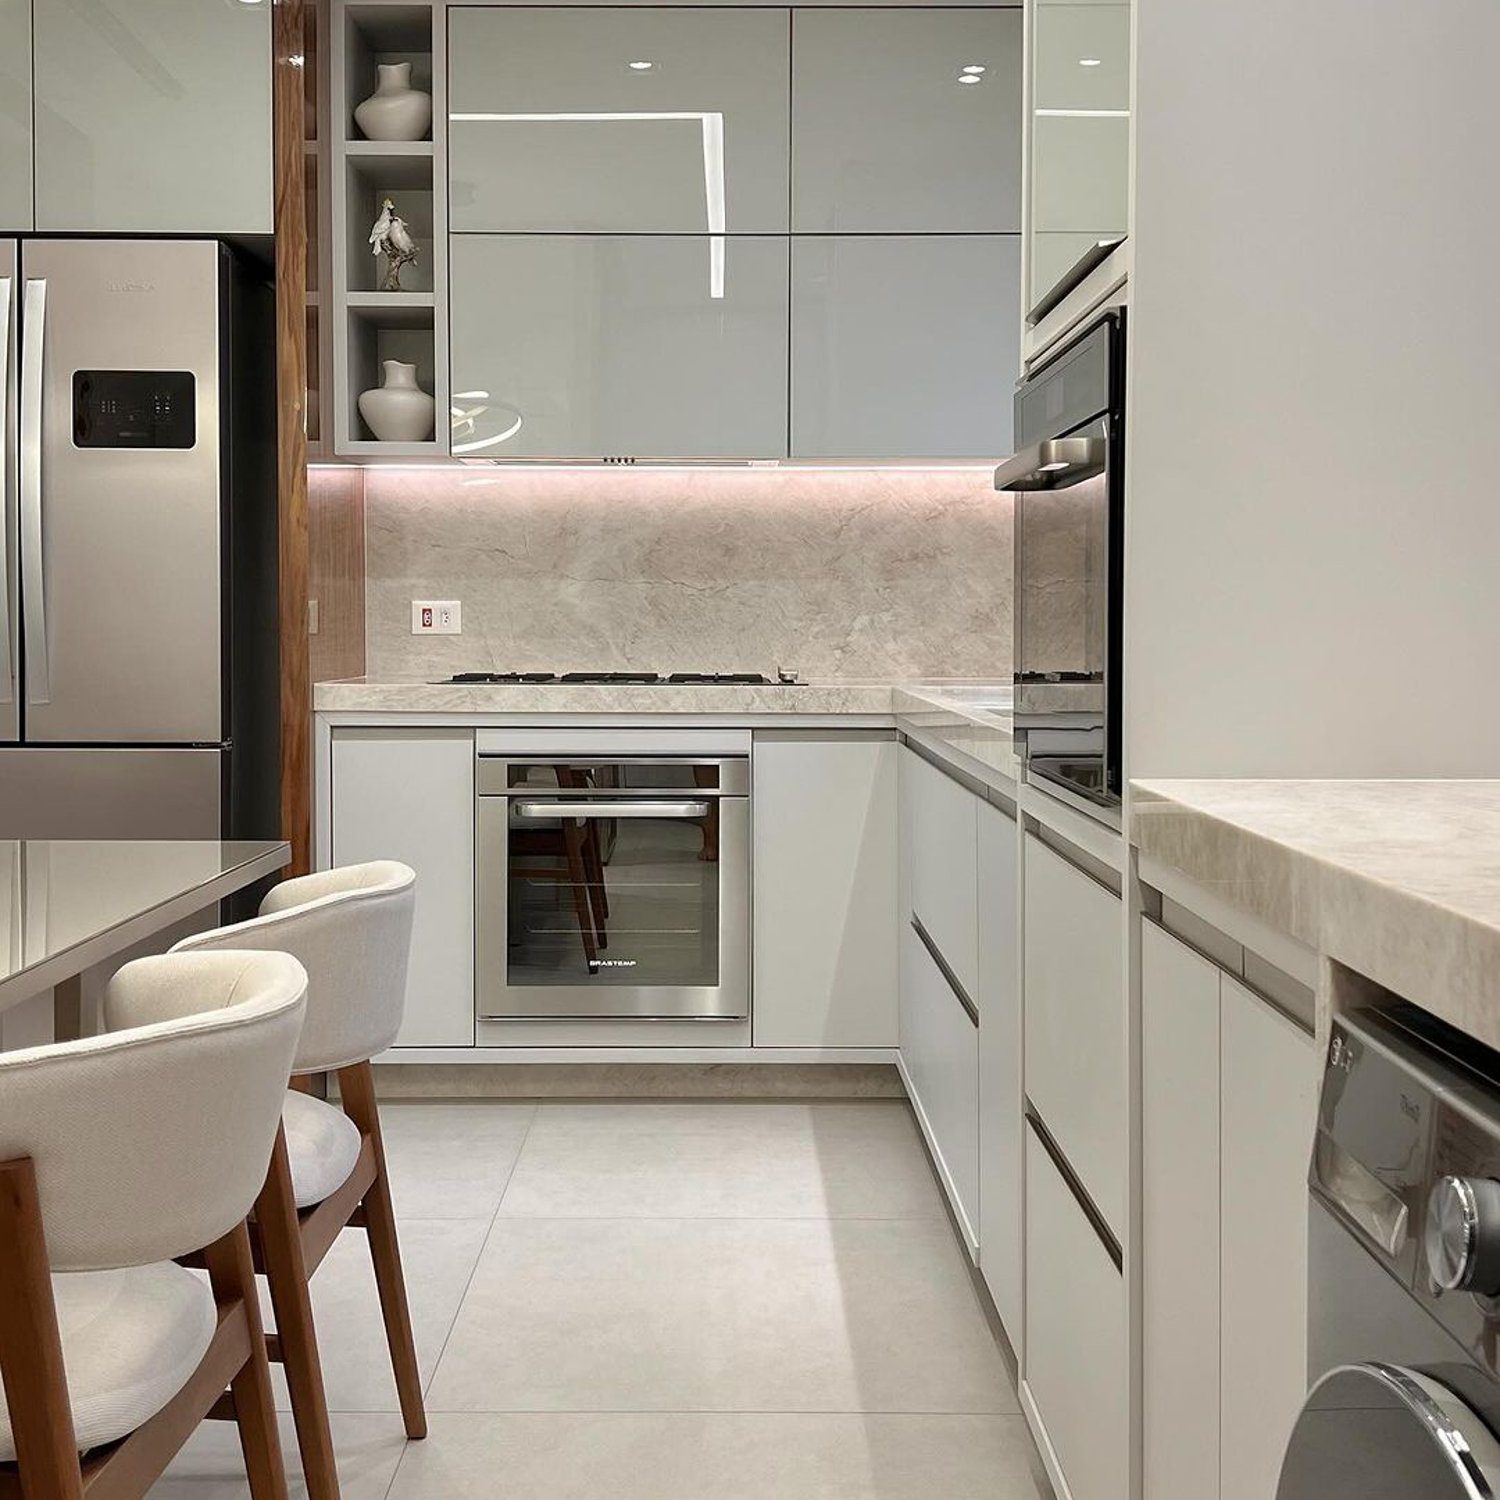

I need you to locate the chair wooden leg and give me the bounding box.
[203,1223,290,1500]
[0,1158,84,1500]
[336,1063,427,1440]
[256,1128,341,1500]
[562,825,600,963]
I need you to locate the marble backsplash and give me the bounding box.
[363,467,1012,680]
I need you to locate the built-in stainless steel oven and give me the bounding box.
[476,752,750,1021]
[996,310,1125,812]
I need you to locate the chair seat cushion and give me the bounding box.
[282,1089,363,1209]
[0,1262,217,1461]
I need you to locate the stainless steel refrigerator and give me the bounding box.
[0,238,278,839]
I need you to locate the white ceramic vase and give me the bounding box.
[358,360,434,442]
[353,63,432,142]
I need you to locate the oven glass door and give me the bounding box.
[478,759,749,1021]
[1013,415,1115,803]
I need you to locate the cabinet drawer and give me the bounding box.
[1025,1123,1127,1500]
[901,747,979,1001]
[901,924,979,1246]
[1023,833,1125,1234]
[449,7,789,233]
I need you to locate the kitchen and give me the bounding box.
[0,4,1498,1500]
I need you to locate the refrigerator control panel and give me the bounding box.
[73,370,196,449]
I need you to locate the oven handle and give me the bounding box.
[993,435,1106,492]
[513,799,711,820]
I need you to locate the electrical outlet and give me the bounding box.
[411,600,462,635]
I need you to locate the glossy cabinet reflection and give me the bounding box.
[1028,0,1130,310]
[449,8,790,233]
[450,235,789,459]
[0,2,32,231]
[791,236,1020,459]
[32,0,272,233]
[791,8,1021,233]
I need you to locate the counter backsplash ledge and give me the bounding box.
[363,468,1012,681]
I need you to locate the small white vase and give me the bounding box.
[358,360,434,442]
[353,63,432,142]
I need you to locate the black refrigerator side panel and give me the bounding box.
[222,246,280,856]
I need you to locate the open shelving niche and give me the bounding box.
[330,1,448,458]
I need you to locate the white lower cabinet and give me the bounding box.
[1141,920,1318,1500]
[1024,1125,1128,1500]
[330,729,475,1049]
[1219,973,1317,1500]
[977,798,1022,1345]
[752,734,897,1048]
[901,922,980,1247]
[901,746,979,1000]
[1141,922,1222,1500]
[1023,833,1125,1235]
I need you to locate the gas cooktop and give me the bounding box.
[442,670,802,686]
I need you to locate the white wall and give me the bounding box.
[1125,0,1500,778]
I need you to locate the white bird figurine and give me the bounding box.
[369,197,418,292]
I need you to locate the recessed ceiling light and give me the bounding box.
[1079,57,1103,66]
[628,60,654,70]
[962,64,986,74]
[958,74,982,84]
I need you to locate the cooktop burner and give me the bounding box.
[442,670,798,686]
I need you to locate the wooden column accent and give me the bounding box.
[274,0,312,876]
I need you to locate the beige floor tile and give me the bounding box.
[269,1218,491,1414]
[498,1103,945,1221]
[149,1412,408,1499]
[425,1216,1016,1415]
[377,1102,537,1220]
[385,1412,1050,1499]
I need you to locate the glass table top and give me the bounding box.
[0,839,290,1007]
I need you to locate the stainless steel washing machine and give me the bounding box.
[1278,1003,1500,1497]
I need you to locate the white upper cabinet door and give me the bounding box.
[449,7,790,233]
[791,235,1019,460]
[33,0,272,234]
[1027,0,1130,309]
[449,234,789,460]
[791,8,1022,233]
[0,2,32,232]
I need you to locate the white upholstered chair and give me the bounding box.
[0,949,307,1500]
[172,861,423,1500]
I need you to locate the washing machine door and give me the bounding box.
[1278,1363,1500,1498]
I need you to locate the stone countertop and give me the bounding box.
[314,678,905,716]
[892,686,1021,786]
[1132,779,1500,1050]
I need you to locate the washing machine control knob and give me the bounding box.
[1426,1176,1500,1296]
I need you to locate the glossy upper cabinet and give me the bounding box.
[449,7,790,233]
[450,235,789,459]
[0,2,32,232]
[791,235,1019,459]
[1027,0,1130,310]
[792,8,1021,233]
[32,0,272,234]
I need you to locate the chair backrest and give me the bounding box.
[171,861,415,1073]
[0,950,306,1272]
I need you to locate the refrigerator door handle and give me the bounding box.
[0,275,11,706]
[19,277,47,705]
